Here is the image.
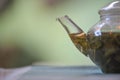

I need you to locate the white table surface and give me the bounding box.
[17,66,120,80]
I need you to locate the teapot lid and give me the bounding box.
[99,0,120,16]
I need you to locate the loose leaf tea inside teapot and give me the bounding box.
[69,33,89,56]
[70,32,120,73]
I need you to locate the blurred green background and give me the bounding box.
[0,0,113,67]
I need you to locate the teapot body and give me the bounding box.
[87,15,120,73]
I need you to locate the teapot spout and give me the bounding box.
[57,15,84,34]
[57,15,89,56]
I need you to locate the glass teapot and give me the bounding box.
[57,0,120,73]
